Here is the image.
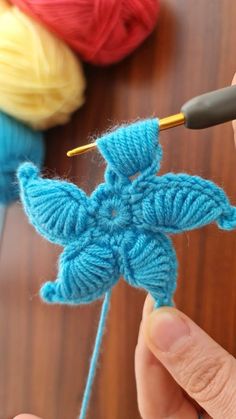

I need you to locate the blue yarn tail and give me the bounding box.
[78,290,112,419]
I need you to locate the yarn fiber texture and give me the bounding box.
[0,112,44,205]
[10,0,160,65]
[0,0,85,130]
[17,119,236,307]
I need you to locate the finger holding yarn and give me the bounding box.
[0,112,44,205]
[17,119,236,307]
[9,0,160,65]
[0,0,85,130]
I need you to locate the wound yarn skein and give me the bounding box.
[0,112,44,204]
[9,0,160,65]
[0,0,86,130]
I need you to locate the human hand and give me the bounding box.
[135,294,236,419]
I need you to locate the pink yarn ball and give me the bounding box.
[10,0,160,65]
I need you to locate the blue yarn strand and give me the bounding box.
[79,290,112,419]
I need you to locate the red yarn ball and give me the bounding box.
[10,0,160,65]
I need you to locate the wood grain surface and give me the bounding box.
[1,1,236,418]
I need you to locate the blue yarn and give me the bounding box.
[79,290,111,419]
[17,118,236,307]
[0,112,44,205]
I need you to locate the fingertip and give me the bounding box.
[142,293,155,319]
[143,306,189,353]
[144,305,175,327]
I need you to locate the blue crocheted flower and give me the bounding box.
[17,119,236,307]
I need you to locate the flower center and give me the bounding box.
[97,196,131,232]
[111,209,117,217]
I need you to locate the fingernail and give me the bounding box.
[149,310,191,352]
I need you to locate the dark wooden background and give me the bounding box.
[1,1,236,418]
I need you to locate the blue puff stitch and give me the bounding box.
[17,119,236,307]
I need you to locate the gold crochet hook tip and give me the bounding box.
[66,113,185,157]
[159,112,185,130]
[67,142,96,157]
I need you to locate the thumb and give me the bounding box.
[144,307,236,419]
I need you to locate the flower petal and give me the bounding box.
[120,230,177,307]
[18,163,93,246]
[137,173,236,233]
[40,233,119,304]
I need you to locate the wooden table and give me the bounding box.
[1,1,236,418]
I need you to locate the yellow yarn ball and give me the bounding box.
[0,0,85,130]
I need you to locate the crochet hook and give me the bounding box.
[67,85,236,157]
